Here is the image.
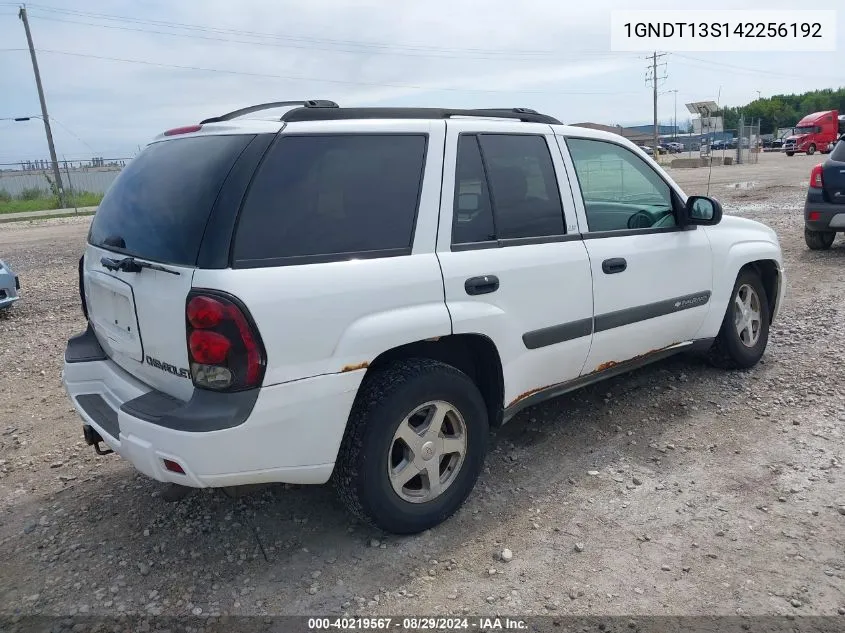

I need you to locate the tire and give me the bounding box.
[785,152,794,157]
[807,144,816,155]
[333,358,489,534]
[805,227,835,250]
[708,269,770,370]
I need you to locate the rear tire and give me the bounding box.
[805,227,835,250]
[708,269,770,370]
[333,358,488,534]
[807,144,816,155]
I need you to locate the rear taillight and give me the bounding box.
[78,254,88,320]
[185,291,265,391]
[810,164,824,188]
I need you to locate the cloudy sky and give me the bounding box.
[1,0,842,163]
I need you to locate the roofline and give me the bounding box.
[280,107,561,125]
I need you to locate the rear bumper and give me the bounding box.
[805,199,845,232]
[62,327,364,487]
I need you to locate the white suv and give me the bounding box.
[63,101,785,534]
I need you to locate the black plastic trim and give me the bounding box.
[76,394,120,439]
[65,324,107,363]
[234,247,412,269]
[120,387,259,432]
[594,291,711,333]
[451,234,582,252]
[582,225,693,240]
[503,339,714,421]
[804,199,845,232]
[201,100,339,124]
[282,107,561,124]
[522,318,593,349]
[499,234,582,247]
[198,133,276,269]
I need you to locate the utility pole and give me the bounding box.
[19,5,65,207]
[645,52,667,154]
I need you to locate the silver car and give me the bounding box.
[0,259,20,309]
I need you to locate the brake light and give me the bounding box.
[185,291,266,391]
[189,330,231,364]
[163,124,202,136]
[808,211,821,222]
[810,164,824,188]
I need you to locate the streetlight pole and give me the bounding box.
[18,5,65,207]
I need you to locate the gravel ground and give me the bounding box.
[0,153,843,622]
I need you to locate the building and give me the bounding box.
[569,122,653,145]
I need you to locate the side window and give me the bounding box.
[451,134,565,245]
[452,136,496,244]
[233,134,427,265]
[566,138,676,233]
[479,135,565,240]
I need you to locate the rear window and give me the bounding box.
[232,134,427,267]
[88,134,254,266]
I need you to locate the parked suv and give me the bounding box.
[804,137,845,250]
[63,101,786,533]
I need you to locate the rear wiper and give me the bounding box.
[100,256,180,276]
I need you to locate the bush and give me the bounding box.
[18,187,48,201]
[0,189,11,203]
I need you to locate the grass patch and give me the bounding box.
[0,189,103,214]
[0,210,96,223]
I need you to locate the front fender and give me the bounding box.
[695,236,784,340]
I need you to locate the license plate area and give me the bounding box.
[85,271,143,362]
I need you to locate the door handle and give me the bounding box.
[465,275,499,296]
[602,258,627,274]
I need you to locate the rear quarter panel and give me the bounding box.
[193,119,452,386]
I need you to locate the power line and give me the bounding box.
[23,47,640,96]
[23,3,568,58]
[671,53,844,82]
[27,13,632,62]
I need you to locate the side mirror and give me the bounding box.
[684,195,722,226]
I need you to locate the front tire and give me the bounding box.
[708,270,770,370]
[807,144,816,155]
[805,227,835,250]
[785,151,794,157]
[333,359,489,534]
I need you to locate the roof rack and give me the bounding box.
[280,107,561,125]
[200,100,338,124]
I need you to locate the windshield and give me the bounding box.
[88,134,254,266]
[794,126,816,134]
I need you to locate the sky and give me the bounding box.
[0,0,842,163]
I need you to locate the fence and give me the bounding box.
[0,158,130,212]
[735,119,762,165]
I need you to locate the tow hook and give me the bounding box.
[82,424,113,456]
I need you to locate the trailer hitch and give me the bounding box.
[83,424,113,456]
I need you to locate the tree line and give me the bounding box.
[715,87,845,135]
